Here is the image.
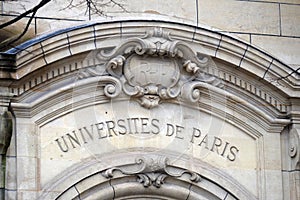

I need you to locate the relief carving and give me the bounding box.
[289,128,300,169]
[102,156,201,188]
[80,27,222,108]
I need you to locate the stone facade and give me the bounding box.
[0,1,299,200]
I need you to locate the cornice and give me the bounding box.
[10,71,290,137]
[7,25,291,135]
[0,16,298,97]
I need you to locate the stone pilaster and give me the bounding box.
[282,98,300,200]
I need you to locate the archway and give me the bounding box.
[38,152,255,200]
[2,18,295,199]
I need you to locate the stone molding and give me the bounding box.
[102,155,201,188]
[79,27,221,109]
[2,20,294,115]
[38,151,256,200]
[8,55,289,113]
[10,74,289,136]
[1,17,298,200]
[2,18,299,96]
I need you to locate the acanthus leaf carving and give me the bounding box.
[102,156,202,188]
[80,27,222,108]
[75,74,123,100]
[106,55,126,77]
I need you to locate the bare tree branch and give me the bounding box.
[0,10,37,50]
[65,0,128,18]
[0,0,51,29]
[0,0,51,50]
[89,0,106,16]
[110,0,128,13]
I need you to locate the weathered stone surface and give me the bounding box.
[16,157,37,190]
[5,190,16,200]
[5,156,16,190]
[129,0,196,20]
[251,35,300,65]
[281,4,300,37]
[254,0,300,4]
[198,0,280,35]
[0,8,300,199]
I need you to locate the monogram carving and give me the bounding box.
[102,156,201,188]
[80,28,222,108]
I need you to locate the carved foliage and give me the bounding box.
[81,28,221,108]
[102,156,201,188]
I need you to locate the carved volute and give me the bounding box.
[79,27,222,108]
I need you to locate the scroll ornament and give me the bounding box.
[289,128,300,169]
[102,156,201,188]
[81,28,222,108]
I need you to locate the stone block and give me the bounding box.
[263,134,282,169]
[225,193,238,200]
[282,172,291,200]
[14,41,44,68]
[119,0,197,22]
[231,33,251,43]
[239,46,273,79]
[42,34,75,65]
[281,4,300,37]
[78,181,114,200]
[35,18,83,36]
[16,157,37,190]
[2,1,36,15]
[17,191,39,200]
[16,121,37,157]
[251,35,300,65]
[5,190,16,200]
[37,191,61,200]
[254,0,300,4]
[56,186,79,200]
[216,35,248,67]
[193,28,221,57]
[74,173,107,194]
[5,156,16,190]
[68,26,96,55]
[36,0,87,20]
[198,0,280,35]
[265,170,283,200]
[192,178,227,199]
[188,184,226,200]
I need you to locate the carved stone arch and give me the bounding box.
[38,151,256,200]
[3,17,298,200]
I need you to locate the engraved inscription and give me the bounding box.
[54,117,240,162]
[125,55,179,88]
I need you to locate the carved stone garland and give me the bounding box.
[80,27,222,108]
[102,156,201,188]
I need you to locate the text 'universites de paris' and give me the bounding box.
[54,117,239,162]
